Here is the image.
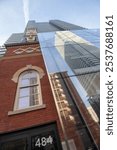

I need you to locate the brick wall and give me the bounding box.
[0,43,63,140]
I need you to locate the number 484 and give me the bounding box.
[35,136,53,147]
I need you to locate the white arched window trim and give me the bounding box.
[8,65,46,115]
[14,70,43,110]
[12,65,45,83]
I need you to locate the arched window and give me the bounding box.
[14,70,42,110]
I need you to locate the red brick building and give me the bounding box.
[0,31,63,149]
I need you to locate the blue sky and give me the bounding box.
[0,0,100,45]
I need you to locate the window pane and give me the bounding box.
[19,97,29,108]
[21,78,37,87]
[19,88,30,97]
[19,87,39,98]
[30,94,39,106]
[30,78,37,85]
[31,94,38,100]
[16,70,42,110]
[30,86,38,94]
[22,73,31,79]
[22,71,37,79]
[18,86,40,108]
[30,72,37,78]
[20,79,30,87]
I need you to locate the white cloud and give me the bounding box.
[23,0,29,25]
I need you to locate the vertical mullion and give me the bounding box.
[17,71,40,109]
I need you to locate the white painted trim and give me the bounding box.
[12,65,45,83]
[11,66,45,112]
[13,47,40,54]
[8,104,46,115]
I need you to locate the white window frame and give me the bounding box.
[8,65,46,115]
[14,70,43,110]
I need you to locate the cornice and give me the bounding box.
[5,41,39,48]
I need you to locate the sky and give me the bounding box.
[0,0,100,45]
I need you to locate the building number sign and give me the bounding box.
[35,135,53,147]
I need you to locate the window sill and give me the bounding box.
[8,104,46,116]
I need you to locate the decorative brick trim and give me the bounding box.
[1,53,42,60]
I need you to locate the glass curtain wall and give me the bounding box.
[38,29,100,150]
[38,29,100,118]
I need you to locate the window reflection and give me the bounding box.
[16,70,42,109]
[71,29,100,48]
[38,30,100,121]
[38,29,100,149]
[19,97,30,108]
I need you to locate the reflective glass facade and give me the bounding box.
[50,72,99,150]
[71,29,100,48]
[38,30,100,120]
[38,29,100,149]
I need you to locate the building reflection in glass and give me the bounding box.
[54,30,100,123]
[38,30,100,149]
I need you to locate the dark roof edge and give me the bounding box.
[5,41,39,47]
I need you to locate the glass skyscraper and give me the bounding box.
[38,28,100,122]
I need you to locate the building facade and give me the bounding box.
[50,72,99,149]
[53,30,100,122]
[0,20,100,150]
[0,27,63,150]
